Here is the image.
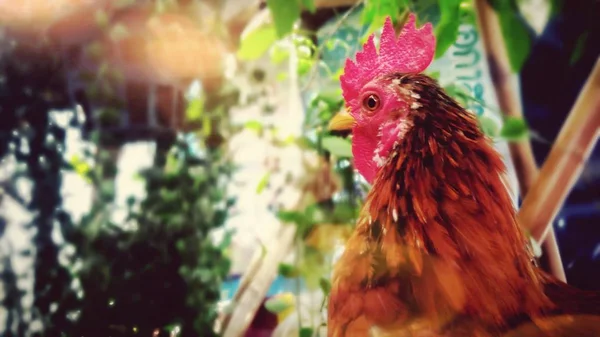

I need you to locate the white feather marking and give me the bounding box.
[373,152,386,167]
[399,87,411,96]
[392,209,398,222]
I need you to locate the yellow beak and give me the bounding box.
[328,109,356,132]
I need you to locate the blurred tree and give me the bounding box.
[0,41,80,335]
[66,136,234,337]
[0,1,237,336]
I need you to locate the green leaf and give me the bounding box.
[297,58,313,76]
[569,32,589,66]
[435,19,461,59]
[478,115,500,138]
[310,90,343,109]
[319,277,331,295]
[331,67,344,81]
[165,151,180,173]
[266,0,301,38]
[427,70,441,81]
[361,0,407,29]
[218,229,235,250]
[458,0,476,24]
[256,172,271,194]
[68,155,92,182]
[278,263,300,278]
[277,210,307,225]
[332,202,356,222]
[322,136,353,158]
[500,116,529,141]
[244,120,264,132]
[237,25,277,60]
[443,83,470,105]
[186,98,204,122]
[299,327,314,337]
[202,115,212,136]
[299,0,316,13]
[434,0,462,59]
[494,1,532,72]
[176,240,186,251]
[264,295,294,313]
[304,203,325,224]
[269,43,290,64]
[293,35,316,55]
[276,72,288,81]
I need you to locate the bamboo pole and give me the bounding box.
[217,246,266,332]
[221,225,297,337]
[518,58,600,243]
[218,19,309,335]
[473,0,540,196]
[473,0,566,281]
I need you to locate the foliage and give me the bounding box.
[64,136,233,337]
[499,116,530,141]
[321,136,352,158]
[361,0,408,34]
[237,26,278,61]
[489,0,533,72]
[0,2,235,336]
[434,0,462,59]
[267,0,302,38]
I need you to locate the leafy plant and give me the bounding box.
[434,0,463,58]
[63,134,233,337]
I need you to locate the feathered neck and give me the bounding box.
[359,81,554,329]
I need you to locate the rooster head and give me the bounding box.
[329,14,436,183]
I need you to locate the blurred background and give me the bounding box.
[0,0,598,336]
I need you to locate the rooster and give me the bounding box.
[326,14,600,337]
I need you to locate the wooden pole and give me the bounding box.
[518,58,600,243]
[473,0,566,281]
[221,226,297,337]
[473,0,540,196]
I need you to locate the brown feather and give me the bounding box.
[328,73,600,337]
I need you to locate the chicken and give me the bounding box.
[326,14,600,337]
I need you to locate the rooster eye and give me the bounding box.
[363,94,380,112]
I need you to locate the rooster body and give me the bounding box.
[327,15,600,337]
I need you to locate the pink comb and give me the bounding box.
[340,14,436,110]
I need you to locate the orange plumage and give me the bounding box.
[327,15,600,337]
